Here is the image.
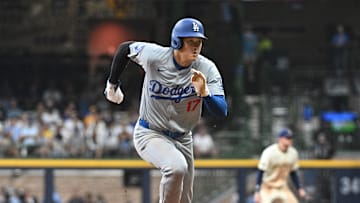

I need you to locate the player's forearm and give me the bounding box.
[203,95,227,117]
[108,41,133,84]
[290,170,302,189]
[255,169,264,192]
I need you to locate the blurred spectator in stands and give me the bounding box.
[85,114,108,158]
[6,99,22,119]
[242,25,259,82]
[38,103,62,127]
[3,116,22,147]
[258,32,273,64]
[63,102,78,119]
[330,24,350,76]
[67,189,83,203]
[16,188,38,203]
[18,113,42,157]
[103,121,119,157]
[83,105,99,128]
[193,123,217,158]
[118,130,133,157]
[312,130,335,203]
[37,121,56,158]
[300,100,318,149]
[270,51,291,95]
[313,120,336,159]
[83,106,103,158]
[51,191,62,203]
[257,31,273,94]
[0,186,20,203]
[101,121,121,157]
[62,110,86,157]
[313,132,335,159]
[49,125,68,158]
[42,82,63,109]
[0,128,19,158]
[117,123,134,157]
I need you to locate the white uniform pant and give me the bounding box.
[260,185,298,203]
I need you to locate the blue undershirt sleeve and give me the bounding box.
[255,170,264,192]
[290,171,302,189]
[202,95,227,117]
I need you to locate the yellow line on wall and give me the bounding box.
[299,159,360,168]
[195,159,360,168]
[0,159,152,168]
[0,159,358,169]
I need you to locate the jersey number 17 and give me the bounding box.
[187,99,201,112]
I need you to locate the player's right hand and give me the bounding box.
[104,80,124,104]
[298,188,309,200]
[254,192,261,203]
[191,69,210,97]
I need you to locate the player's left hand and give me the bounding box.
[191,69,210,97]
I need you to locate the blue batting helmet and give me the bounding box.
[171,18,207,49]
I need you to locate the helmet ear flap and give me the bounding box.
[171,36,182,49]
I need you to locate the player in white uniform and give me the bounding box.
[104,17,227,203]
[254,128,307,203]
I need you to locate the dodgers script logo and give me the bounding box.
[149,80,197,103]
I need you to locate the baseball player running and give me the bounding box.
[254,128,307,203]
[104,17,227,203]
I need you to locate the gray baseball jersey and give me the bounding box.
[128,41,224,133]
[128,41,225,203]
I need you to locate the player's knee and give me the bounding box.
[172,162,188,175]
[164,162,188,177]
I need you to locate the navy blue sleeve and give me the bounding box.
[255,170,264,192]
[290,171,302,189]
[108,41,133,84]
[203,95,227,117]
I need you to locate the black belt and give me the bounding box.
[138,118,185,139]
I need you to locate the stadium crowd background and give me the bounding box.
[0,0,359,202]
